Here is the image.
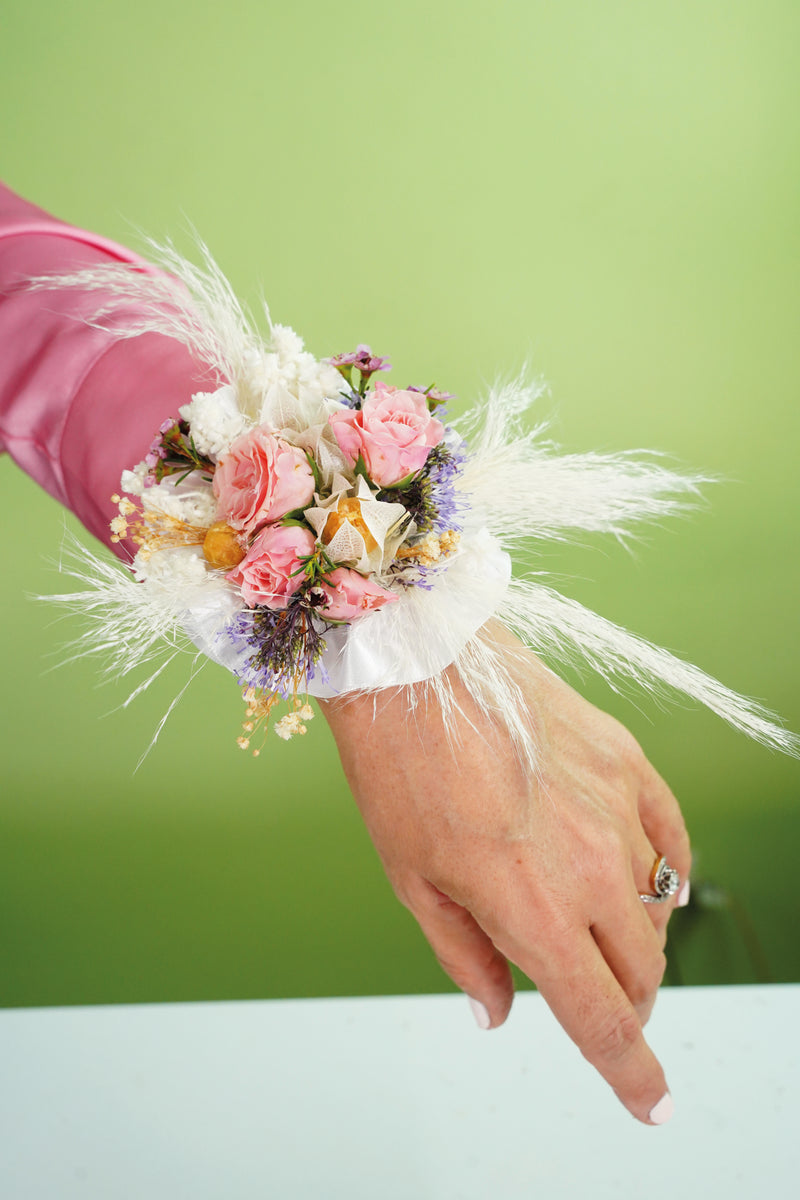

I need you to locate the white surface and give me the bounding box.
[0,986,797,1199]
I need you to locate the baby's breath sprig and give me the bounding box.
[237,690,316,755]
[109,493,209,558]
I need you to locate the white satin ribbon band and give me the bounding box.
[182,528,511,695]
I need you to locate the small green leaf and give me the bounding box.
[380,469,419,490]
[353,454,374,487]
[305,450,322,492]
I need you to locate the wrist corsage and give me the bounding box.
[36,243,798,763]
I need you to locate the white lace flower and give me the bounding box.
[305,476,413,575]
[179,384,250,458]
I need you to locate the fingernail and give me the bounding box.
[467,996,491,1030]
[677,880,691,908]
[648,1092,674,1125]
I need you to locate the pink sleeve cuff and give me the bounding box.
[0,182,207,557]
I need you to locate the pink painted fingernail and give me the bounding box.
[648,1092,674,1125]
[467,996,491,1030]
[677,880,691,908]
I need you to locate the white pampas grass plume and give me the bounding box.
[27,233,259,398]
[31,242,798,765]
[498,579,800,759]
[457,376,708,546]
[41,537,195,682]
[38,537,212,766]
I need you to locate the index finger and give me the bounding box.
[507,926,673,1125]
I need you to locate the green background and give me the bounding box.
[1,0,798,1007]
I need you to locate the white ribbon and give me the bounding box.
[183,529,511,695]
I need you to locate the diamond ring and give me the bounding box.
[639,855,681,904]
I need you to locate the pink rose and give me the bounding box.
[329,382,444,487]
[213,427,315,536]
[318,568,397,623]
[227,525,315,609]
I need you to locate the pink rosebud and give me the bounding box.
[329,382,445,487]
[227,525,316,609]
[213,427,315,536]
[318,568,397,623]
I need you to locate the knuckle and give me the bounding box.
[396,876,458,916]
[394,889,415,914]
[428,884,465,915]
[613,725,645,770]
[433,941,499,993]
[651,949,668,988]
[432,949,466,984]
[390,875,421,913]
[594,719,645,780]
[588,1004,642,1065]
[627,953,667,1008]
[480,945,511,991]
[593,824,630,877]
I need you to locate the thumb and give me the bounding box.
[403,877,515,1029]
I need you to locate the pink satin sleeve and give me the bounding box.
[0,181,207,558]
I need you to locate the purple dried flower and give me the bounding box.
[224,600,330,698]
[354,345,391,375]
[407,385,455,420]
[427,437,467,534]
[409,385,455,405]
[330,345,391,395]
[331,345,391,373]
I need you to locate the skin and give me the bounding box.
[321,623,691,1125]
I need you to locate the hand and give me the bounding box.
[320,623,691,1125]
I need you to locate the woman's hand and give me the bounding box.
[321,624,691,1125]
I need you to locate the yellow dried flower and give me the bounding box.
[203,521,246,569]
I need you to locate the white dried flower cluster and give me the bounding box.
[246,325,344,429]
[139,479,217,526]
[179,385,250,458]
[270,324,343,399]
[133,546,219,591]
[119,463,149,496]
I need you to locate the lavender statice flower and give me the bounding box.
[225,598,330,698]
[337,386,363,410]
[427,436,468,535]
[386,560,439,591]
[384,438,467,538]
